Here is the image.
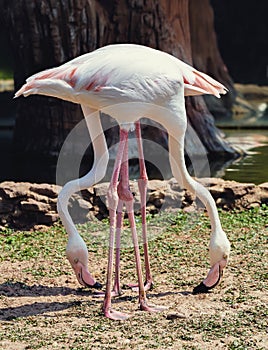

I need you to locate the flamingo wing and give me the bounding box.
[15,44,227,105]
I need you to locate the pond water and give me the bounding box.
[216,129,268,185]
[0,127,267,185]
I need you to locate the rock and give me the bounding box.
[20,198,52,212]
[0,182,61,229]
[36,212,59,225]
[29,183,60,198]
[232,95,256,116]
[0,182,30,199]
[234,84,268,101]
[94,183,109,197]
[0,202,13,214]
[259,182,268,189]
[147,180,167,191]
[0,79,14,92]
[259,183,268,205]
[0,178,268,229]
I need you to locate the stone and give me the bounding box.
[74,197,93,211]
[147,180,167,191]
[30,192,58,205]
[0,202,13,214]
[94,183,109,197]
[20,199,52,212]
[29,183,60,198]
[1,178,268,229]
[259,182,268,190]
[0,182,30,199]
[258,183,268,205]
[39,213,59,224]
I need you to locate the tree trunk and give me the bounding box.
[1,0,237,165]
[2,0,112,157]
[189,0,235,117]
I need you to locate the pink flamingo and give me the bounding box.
[15,44,231,320]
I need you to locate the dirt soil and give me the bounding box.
[0,218,267,350]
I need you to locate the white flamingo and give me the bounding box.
[15,44,231,320]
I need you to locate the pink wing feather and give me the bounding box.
[183,70,227,98]
[15,44,228,101]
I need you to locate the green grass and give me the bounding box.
[0,224,67,262]
[1,205,267,262]
[0,206,267,349]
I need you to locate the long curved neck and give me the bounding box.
[57,106,109,239]
[169,136,222,233]
[146,101,223,234]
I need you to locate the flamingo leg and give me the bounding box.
[125,189,165,313]
[112,199,123,296]
[93,158,130,299]
[117,127,165,314]
[135,121,153,291]
[92,199,124,299]
[103,128,130,320]
[126,121,153,292]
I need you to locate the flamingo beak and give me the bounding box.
[72,260,103,289]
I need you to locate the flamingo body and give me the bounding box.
[16,44,230,319]
[16,44,226,110]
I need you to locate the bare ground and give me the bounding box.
[0,211,267,350]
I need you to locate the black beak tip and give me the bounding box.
[193,270,222,295]
[192,282,211,294]
[92,281,103,289]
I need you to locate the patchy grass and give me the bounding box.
[0,206,267,349]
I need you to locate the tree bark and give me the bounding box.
[189,0,235,116]
[2,0,112,156]
[1,0,237,163]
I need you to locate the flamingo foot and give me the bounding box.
[104,308,131,321]
[140,299,167,313]
[193,259,226,294]
[144,280,154,291]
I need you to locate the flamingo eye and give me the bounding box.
[74,258,78,263]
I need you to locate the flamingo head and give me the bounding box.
[209,230,231,267]
[66,239,102,289]
[193,230,231,294]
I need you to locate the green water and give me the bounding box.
[221,130,268,185]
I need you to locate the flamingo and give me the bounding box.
[15,44,231,320]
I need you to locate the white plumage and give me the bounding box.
[16,44,230,320]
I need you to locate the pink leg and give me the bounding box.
[103,129,130,320]
[135,121,153,290]
[94,156,129,299]
[112,199,123,296]
[127,121,153,291]
[93,199,124,299]
[118,133,165,313]
[125,198,165,313]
